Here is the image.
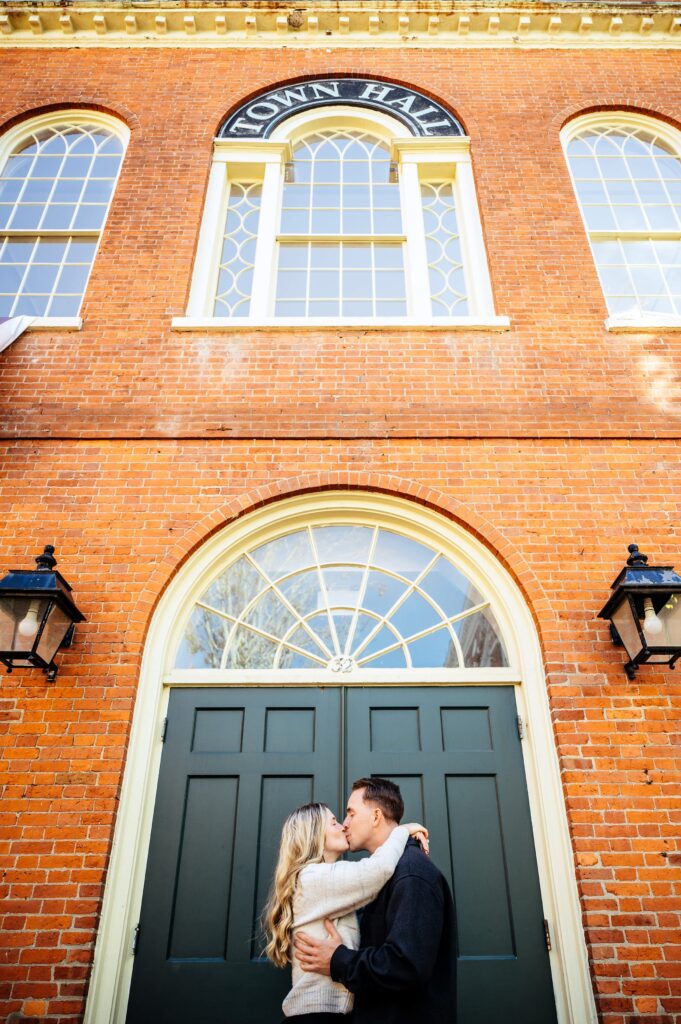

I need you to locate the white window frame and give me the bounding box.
[0,109,129,331]
[174,106,508,330]
[562,110,681,333]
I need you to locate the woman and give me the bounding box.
[263,802,428,1023]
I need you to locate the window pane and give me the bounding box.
[41,205,76,230]
[593,237,681,316]
[276,242,405,316]
[48,294,81,317]
[23,264,59,292]
[73,205,107,230]
[4,239,35,262]
[280,129,403,243]
[22,178,53,203]
[10,205,43,230]
[213,182,261,318]
[0,267,25,313]
[14,294,49,316]
[421,182,469,316]
[0,231,93,317]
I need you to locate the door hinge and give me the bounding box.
[161,717,168,743]
[543,918,552,952]
[131,923,141,956]
[516,715,524,740]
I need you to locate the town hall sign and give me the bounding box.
[220,78,464,138]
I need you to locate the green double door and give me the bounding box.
[126,686,557,1024]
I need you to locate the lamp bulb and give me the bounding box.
[18,602,40,639]
[642,597,663,637]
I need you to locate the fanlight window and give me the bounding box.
[565,120,681,319]
[176,524,508,671]
[0,118,125,319]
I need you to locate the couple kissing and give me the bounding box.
[264,776,457,1024]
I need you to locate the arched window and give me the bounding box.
[563,112,681,327]
[177,96,507,330]
[0,111,128,325]
[274,128,409,318]
[175,520,508,672]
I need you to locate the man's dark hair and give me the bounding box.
[351,777,404,823]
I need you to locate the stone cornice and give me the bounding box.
[1,1,681,48]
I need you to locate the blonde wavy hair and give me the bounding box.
[263,802,329,967]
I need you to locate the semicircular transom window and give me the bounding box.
[175,525,508,671]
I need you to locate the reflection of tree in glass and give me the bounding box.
[180,545,507,670]
[184,608,226,668]
[185,563,331,669]
[457,609,507,667]
[442,634,459,668]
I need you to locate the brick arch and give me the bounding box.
[128,472,551,656]
[551,99,681,137]
[0,99,141,137]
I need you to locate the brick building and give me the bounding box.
[0,2,680,1022]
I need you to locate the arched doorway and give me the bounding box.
[85,492,596,1024]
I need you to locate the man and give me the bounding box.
[295,777,457,1024]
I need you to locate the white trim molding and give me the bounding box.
[183,107,506,328]
[605,313,681,331]
[23,316,83,330]
[171,315,511,330]
[85,490,597,1024]
[1,2,681,50]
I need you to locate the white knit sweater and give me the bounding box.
[282,825,409,1018]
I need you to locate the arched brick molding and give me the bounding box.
[0,99,141,136]
[127,472,552,657]
[551,100,681,137]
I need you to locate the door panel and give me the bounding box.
[345,686,557,1024]
[126,688,341,1024]
[127,685,557,1024]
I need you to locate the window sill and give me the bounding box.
[605,315,681,333]
[172,316,511,332]
[24,317,83,331]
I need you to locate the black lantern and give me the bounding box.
[0,545,85,682]
[598,543,681,679]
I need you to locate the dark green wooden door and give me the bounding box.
[126,686,557,1024]
[126,687,342,1024]
[346,687,557,1024]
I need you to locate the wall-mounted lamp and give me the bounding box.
[598,543,681,679]
[0,545,86,682]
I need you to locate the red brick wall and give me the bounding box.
[0,42,680,1024]
[0,47,681,438]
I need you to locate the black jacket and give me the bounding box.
[330,837,457,1024]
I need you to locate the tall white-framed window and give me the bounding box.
[175,106,507,329]
[562,111,681,330]
[0,110,129,329]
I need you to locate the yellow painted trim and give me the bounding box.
[213,139,292,164]
[391,137,471,164]
[1,4,681,50]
